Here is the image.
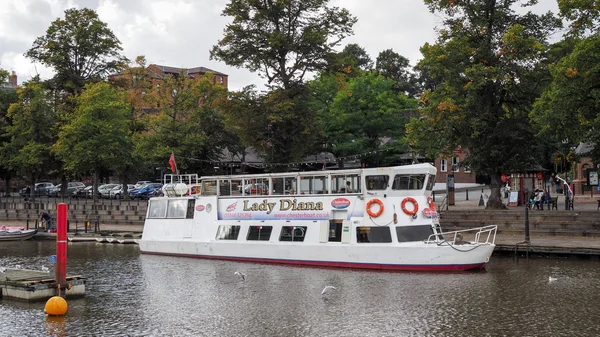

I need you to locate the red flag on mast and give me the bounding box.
[169,152,177,173]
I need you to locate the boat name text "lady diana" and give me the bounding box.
[242,199,324,214]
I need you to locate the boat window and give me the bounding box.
[271,176,297,195]
[244,178,269,196]
[299,175,327,195]
[219,179,232,196]
[216,225,241,240]
[201,180,217,195]
[328,221,342,242]
[391,174,426,190]
[247,225,272,241]
[356,227,392,243]
[366,175,389,190]
[167,199,188,218]
[332,174,361,193]
[279,226,307,242]
[425,174,436,191]
[396,225,434,242]
[148,199,168,218]
[230,179,243,196]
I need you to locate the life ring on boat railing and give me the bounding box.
[366,199,384,218]
[401,197,419,216]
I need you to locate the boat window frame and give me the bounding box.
[365,175,389,190]
[331,174,361,194]
[356,226,393,243]
[147,199,168,218]
[395,225,434,243]
[299,175,328,195]
[279,226,307,242]
[216,225,242,240]
[166,199,188,219]
[247,225,273,241]
[425,174,436,191]
[391,174,427,190]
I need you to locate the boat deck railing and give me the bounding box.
[426,225,497,245]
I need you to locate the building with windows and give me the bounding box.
[433,147,476,184]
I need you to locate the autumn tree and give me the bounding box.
[408,0,560,209]
[26,8,126,94]
[211,0,356,90]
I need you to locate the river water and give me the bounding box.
[1,241,599,337]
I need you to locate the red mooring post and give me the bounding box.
[56,203,67,290]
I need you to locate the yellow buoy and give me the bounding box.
[45,296,68,316]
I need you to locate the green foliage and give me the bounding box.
[325,43,373,76]
[211,0,356,89]
[224,85,320,168]
[558,0,600,36]
[326,72,417,166]
[413,0,560,208]
[54,82,131,178]
[375,49,420,97]
[532,33,600,161]
[26,8,125,94]
[138,72,234,175]
[1,80,56,183]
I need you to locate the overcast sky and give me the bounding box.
[1,0,559,91]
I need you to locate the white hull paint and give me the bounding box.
[140,164,497,271]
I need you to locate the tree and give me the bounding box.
[211,0,356,89]
[325,43,373,75]
[224,85,320,168]
[326,72,418,167]
[54,82,131,200]
[558,0,600,36]
[26,8,125,94]
[408,0,560,209]
[1,79,56,198]
[375,49,420,97]
[0,68,19,194]
[532,33,600,162]
[137,71,235,176]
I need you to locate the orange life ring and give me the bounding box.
[366,199,384,217]
[401,197,419,216]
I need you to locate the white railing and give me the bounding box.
[426,225,497,245]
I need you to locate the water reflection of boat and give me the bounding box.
[140,164,498,271]
[0,227,37,241]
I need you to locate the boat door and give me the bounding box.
[183,198,195,238]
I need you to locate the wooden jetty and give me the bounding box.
[0,269,86,302]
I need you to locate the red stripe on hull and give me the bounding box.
[141,251,487,271]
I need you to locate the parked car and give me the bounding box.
[129,183,163,199]
[109,184,136,199]
[20,182,55,197]
[244,183,268,195]
[98,184,119,199]
[72,185,93,199]
[134,181,152,189]
[47,184,62,197]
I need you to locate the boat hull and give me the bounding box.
[140,240,494,271]
[0,229,37,241]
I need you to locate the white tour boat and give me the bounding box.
[139,164,497,271]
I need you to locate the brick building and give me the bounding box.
[433,147,476,184]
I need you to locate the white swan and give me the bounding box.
[321,285,336,295]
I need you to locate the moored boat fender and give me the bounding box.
[366,199,384,217]
[401,197,419,216]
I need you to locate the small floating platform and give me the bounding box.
[0,269,86,302]
[67,234,99,242]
